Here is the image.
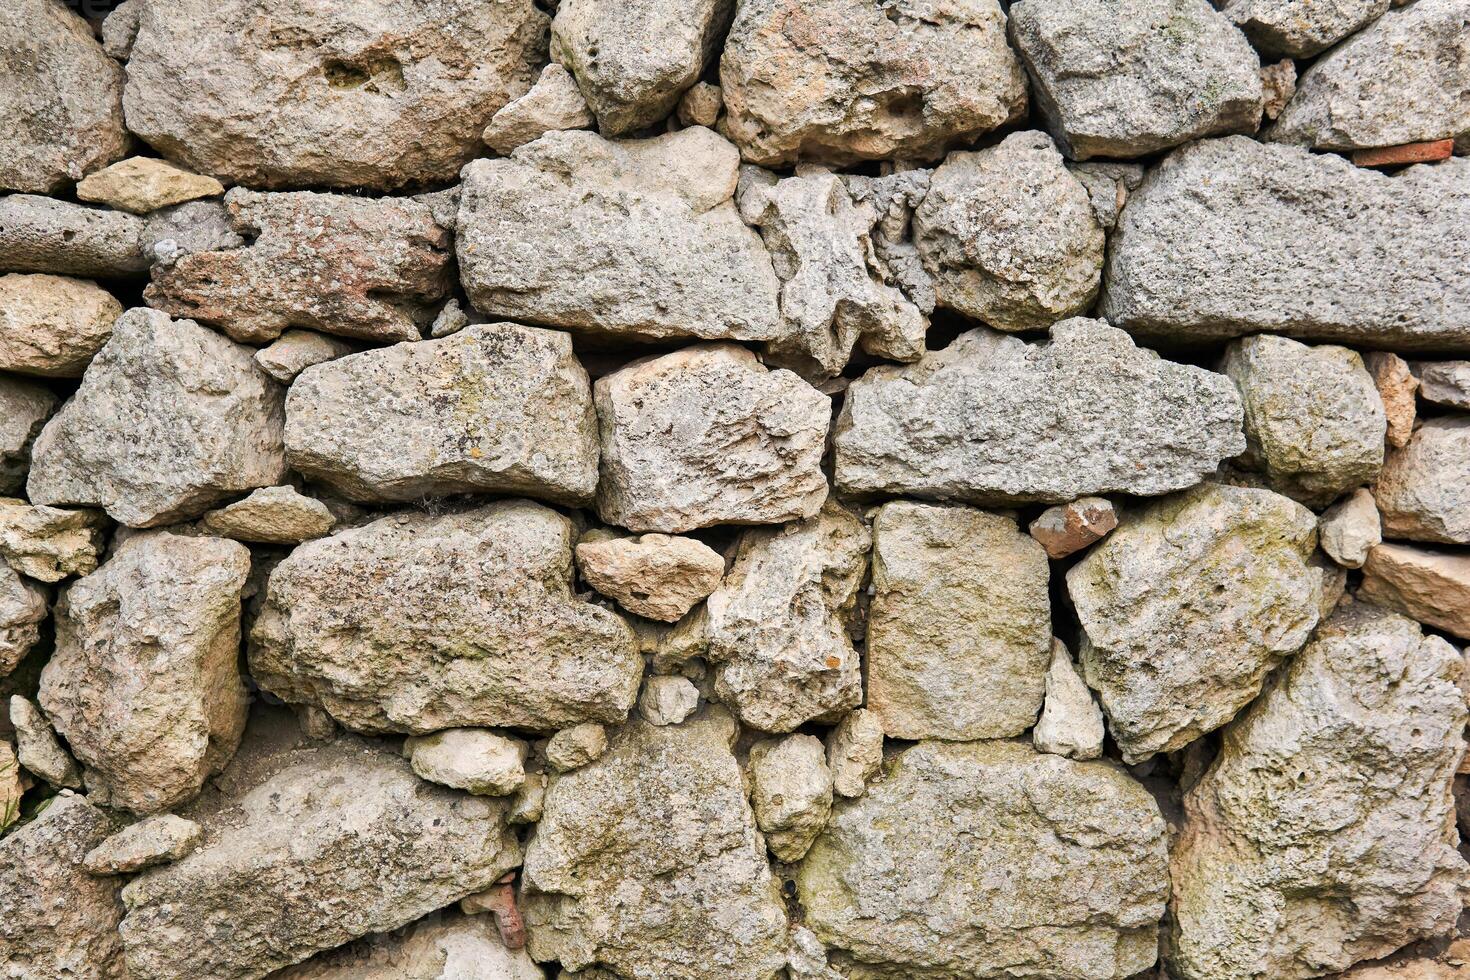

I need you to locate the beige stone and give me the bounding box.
[1411,360,1470,410]
[1360,544,1470,641]
[404,728,527,797]
[253,329,354,384]
[9,695,81,789]
[1033,638,1105,761]
[747,733,832,863]
[545,723,608,773]
[199,485,335,545]
[0,498,104,583]
[1029,496,1118,559]
[482,63,594,156]
[0,375,56,497]
[1364,351,1419,449]
[1374,418,1470,545]
[825,708,883,799]
[82,814,202,875]
[1319,487,1382,569]
[576,533,724,622]
[0,564,47,677]
[637,674,700,727]
[272,911,546,980]
[678,82,723,128]
[76,157,224,215]
[0,739,20,832]
[0,273,120,378]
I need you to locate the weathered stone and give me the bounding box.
[1260,58,1297,121]
[39,531,250,815]
[0,562,46,680]
[0,739,19,832]
[199,485,335,545]
[748,733,832,863]
[1412,360,1470,410]
[1067,161,1145,231]
[1029,497,1119,560]
[76,157,224,215]
[1360,544,1470,640]
[122,0,547,190]
[83,814,202,875]
[0,194,148,278]
[551,0,729,135]
[523,712,790,979]
[0,273,120,378]
[119,739,522,980]
[545,723,608,773]
[867,501,1050,740]
[1320,487,1382,569]
[458,128,782,344]
[147,188,452,345]
[705,502,868,732]
[825,708,883,799]
[1009,0,1262,160]
[142,199,246,266]
[27,308,287,528]
[1221,333,1385,507]
[1269,0,1470,151]
[1170,601,1469,980]
[911,131,1103,331]
[483,63,594,155]
[1068,484,1321,762]
[10,695,81,788]
[834,319,1245,505]
[678,82,723,128]
[250,502,643,734]
[798,740,1169,979]
[1034,639,1105,761]
[719,0,1026,166]
[0,792,125,979]
[1102,137,1470,351]
[595,344,830,533]
[0,498,105,582]
[428,298,473,339]
[0,0,129,194]
[272,911,546,980]
[509,769,547,826]
[1365,351,1419,449]
[252,329,353,384]
[637,674,700,727]
[404,728,527,797]
[576,534,725,622]
[1374,418,1470,545]
[0,375,56,496]
[1218,0,1388,57]
[286,324,598,507]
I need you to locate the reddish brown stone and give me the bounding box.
[1028,496,1118,560]
[1359,543,1470,641]
[1363,351,1418,449]
[1351,140,1454,168]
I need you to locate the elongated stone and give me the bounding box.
[1217,0,1388,57]
[1374,418,1470,545]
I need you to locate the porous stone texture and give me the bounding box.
[576,533,725,622]
[0,498,105,582]
[1029,497,1118,559]
[250,502,643,734]
[76,157,224,215]
[546,722,609,773]
[0,195,149,278]
[1170,601,1470,980]
[1360,544,1470,640]
[747,733,832,863]
[1374,418,1470,545]
[1034,639,1105,761]
[0,563,46,678]
[27,308,287,528]
[1068,484,1321,762]
[1103,137,1470,351]
[1260,58,1298,121]
[797,740,1170,979]
[0,376,56,496]
[637,674,701,727]
[679,82,723,127]
[1320,487,1382,569]
[199,485,335,545]
[253,329,354,384]
[719,0,1027,166]
[483,64,594,156]
[404,728,527,797]
[1008,0,1263,160]
[272,911,546,980]
[0,273,120,378]
[83,814,202,875]
[9,695,82,789]
[1413,361,1470,409]
[1218,0,1389,57]
[825,708,883,799]
[834,319,1245,504]
[866,501,1051,740]
[121,0,548,190]
[284,324,598,506]
[1366,351,1420,449]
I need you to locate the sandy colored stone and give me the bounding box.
[404,728,527,797]
[0,498,105,582]
[1029,497,1118,560]
[0,563,47,678]
[1374,418,1470,545]
[253,329,353,384]
[1412,360,1470,410]
[483,63,594,155]
[1218,0,1388,57]
[0,273,120,378]
[678,82,723,127]
[1320,487,1382,569]
[1067,161,1145,231]
[545,722,608,773]
[576,534,725,622]
[637,674,700,727]
[83,814,202,875]
[10,695,81,789]
[199,485,335,545]
[1033,639,1105,761]
[748,733,832,863]
[1360,543,1470,640]
[1260,58,1298,121]
[0,375,55,497]
[76,157,224,215]
[1365,351,1419,449]
[825,708,883,799]
[272,911,546,980]
[867,501,1050,741]
[0,195,148,279]
[0,740,19,832]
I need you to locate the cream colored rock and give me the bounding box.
[0,273,120,378]
[0,740,19,832]
[0,564,47,677]
[404,728,527,797]
[199,485,335,545]
[545,723,608,773]
[1029,496,1118,559]
[0,498,105,582]
[1365,351,1419,449]
[678,82,723,127]
[1033,639,1105,761]
[9,695,81,789]
[1260,59,1298,121]
[1320,487,1382,569]
[825,708,883,799]
[272,911,546,980]
[1360,544,1470,641]
[576,534,724,622]
[1412,361,1470,411]
[748,733,832,863]
[1374,419,1470,545]
[83,814,202,875]
[253,329,354,384]
[483,63,594,155]
[637,674,700,727]
[0,375,56,496]
[76,157,224,215]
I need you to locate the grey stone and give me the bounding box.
[1374,418,1470,545]
[482,63,594,155]
[253,330,354,385]
[545,722,608,773]
[0,194,148,278]
[271,911,546,980]
[0,374,54,497]
[428,298,473,339]
[1320,487,1382,569]
[1412,360,1470,410]
[404,728,527,796]
[0,498,105,582]
[1033,638,1106,761]
[748,733,832,863]
[1067,161,1145,230]
[576,533,725,622]
[199,485,336,545]
[825,708,883,799]
[1218,0,1389,57]
[0,565,46,679]
[637,674,700,727]
[141,199,245,265]
[1260,58,1298,121]
[9,695,81,789]
[1360,543,1470,641]
[83,814,202,875]
[0,273,120,378]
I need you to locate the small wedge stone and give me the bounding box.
[76,157,224,215]
[1029,497,1118,560]
[482,63,594,155]
[83,814,202,875]
[1320,488,1382,569]
[405,729,527,797]
[1033,639,1105,761]
[199,485,335,545]
[576,534,725,622]
[9,695,81,789]
[0,273,120,378]
[748,734,832,863]
[253,330,354,385]
[545,723,607,773]
[1364,352,1419,449]
[637,675,700,727]
[1360,544,1470,641]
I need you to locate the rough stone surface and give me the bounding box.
[27,308,287,528]
[825,709,883,799]
[142,199,246,266]
[147,188,452,345]
[545,722,608,773]
[867,501,1050,740]
[83,814,202,875]
[1170,601,1470,980]
[1260,59,1297,121]
[122,0,548,190]
[0,740,19,832]
[1102,137,1470,351]
[748,733,832,863]
[253,330,354,384]
[0,375,56,496]
[483,63,594,155]
[595,343,830,533]
[1029,496,1119,560]
[1366,351,1419,449]
[199,485,335,545]
[0,195,148,278]
[0,498,105,582]
[118,739,522,980]
[678,82,723,127]
[912,131,1104,331]
[1320,487,1382,569]
[1413,360,1470,410]
[272,911,546,980]
[637,674,700,727]
[1218,0,1389,57]
[0,562,47,678]
[705,502,869,732]
[1269,0,1470,151]
[405,728,527,797]
[1360,544,1470,640]
[285,324,598,507]
[458,128,782,344]
[250,502,643,734]
[0,273,120,378]
[1068,483,1321,762]
[1033,639,1105,761]
[76,157,224,215]
[1374,418,1470,545]
[522,713,790,980]
[719,0,1027,166]
[797,740,1169,980]
[575,533,725,622]
[10,695,81,788]
[834,319,1245,505]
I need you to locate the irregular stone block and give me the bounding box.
[0,273,120,378]
[253,329,353,384]
[1361,543,1470,640]
[1217,0,1388,57]
[1365,351,1419,449]
[678,82,723,127]
[720,0,1027,166]
[637,674,700,727]
[576,534,725,623]
[250,502,643,734]
[0,566,46,679]
[83,814,202,875]
[199,485,335,545]
[797,740,1169,980]
[1260,58,1297,121]
[1412,360,1470,410]
[1068,483,1321,762]
[834,319,1245,505]
[0,740,18,833]
[0,375,56,496]
[405,728,527,797]
[1320,487,1382,569]
[271,911,546,980]
[141,198,245,265]
[545,722,608,773]
[482,63,594,155]
[825,708,883,799]
[1029,496,1118,559]
[1033,638,1105,761]
[0,498,105,582]
[9,695,81,788]
[0,194,148,278]
[1374,418,1470,545]
[748,733,832,863]
[867,501,1051,740]
[76,157,224,215]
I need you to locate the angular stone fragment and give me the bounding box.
[251,502,643,734]
[705,502,868,732]
[1269,0,1470,151]
[147,188,452,344]
[1069,484,1321,762]
[825,708,883,799]
[1353,140,1456,168]
[83,814,202,875]
[253,329,353,384]
[835,319,1245,505]
[576,534,725,622]
[552,0,729,135]
[1034,639,1105,761]
[199,485,335,545]
[1374,419,1470,545]
[0,273,120,378]
[0,195,148,278]
[1067,161,1146,231]
[405,728,527,796]
[119,739,521,980]
[678,82,723,127]
[77,157,224,215]
[1170,601,1470,980]
[0,378,54,501]
[867,501,1051,740]
[1221,334,1385,506]
[748,733,832,863]
[27,308,287,527]
[1320,488,1382,569]
[720,0,1027,166]
[272,911,546,980]
[1412,360,1470,410]
[0,498,105,582]
[1360,544,1470,640]
[1009,0,1262,160]
[638,674,700,727]
[1260,59,1297,121]
[10,695,81,788]
[0,740,19,833]
[142,199,245,266]
[545,723,608,773]
[483,64,594,155]
[798,740,1169,980]
[0,793,125,980]
[458,128,782,344]
[596,344,830,533]
[1218,0,1388,57]
[0,0,129,194]
[122,0,548,190]
[0,569,45,683]
[1102,137,1470,351]
[1029,497,1118,560]
[523,713,790,979]
[1365,352,1419,449]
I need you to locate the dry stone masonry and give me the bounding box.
[1,1,1468,979]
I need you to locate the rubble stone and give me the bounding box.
[404,728,527,797]
[0,273,120,378]
[1217,0,1388,57]
[0,498,105,582]
[825,709,883,799]
[1365,351,1419,449]
[1412,361,1470,410]
[272,911,546,980]
[1033,639,1106,761]
[1260,59,1298,121]
[483,63,594,155]
[199,485,336,545]
[1320,488,1382,569]
[10,695,82,788]
[76,157,224,215]
[576,533,725,622]
[0,562,46,678]
[1029,497,1118,560]
[1374,418,1470,545]
[748,733,832,863]
[0,375,56,496]
[1360,544,1470,640]
[678,82,723,127]
[637,674,700,727]
[545,723,608,773]
[83,814,202,875]
[0,195,148,278]
[253,330,354,385]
